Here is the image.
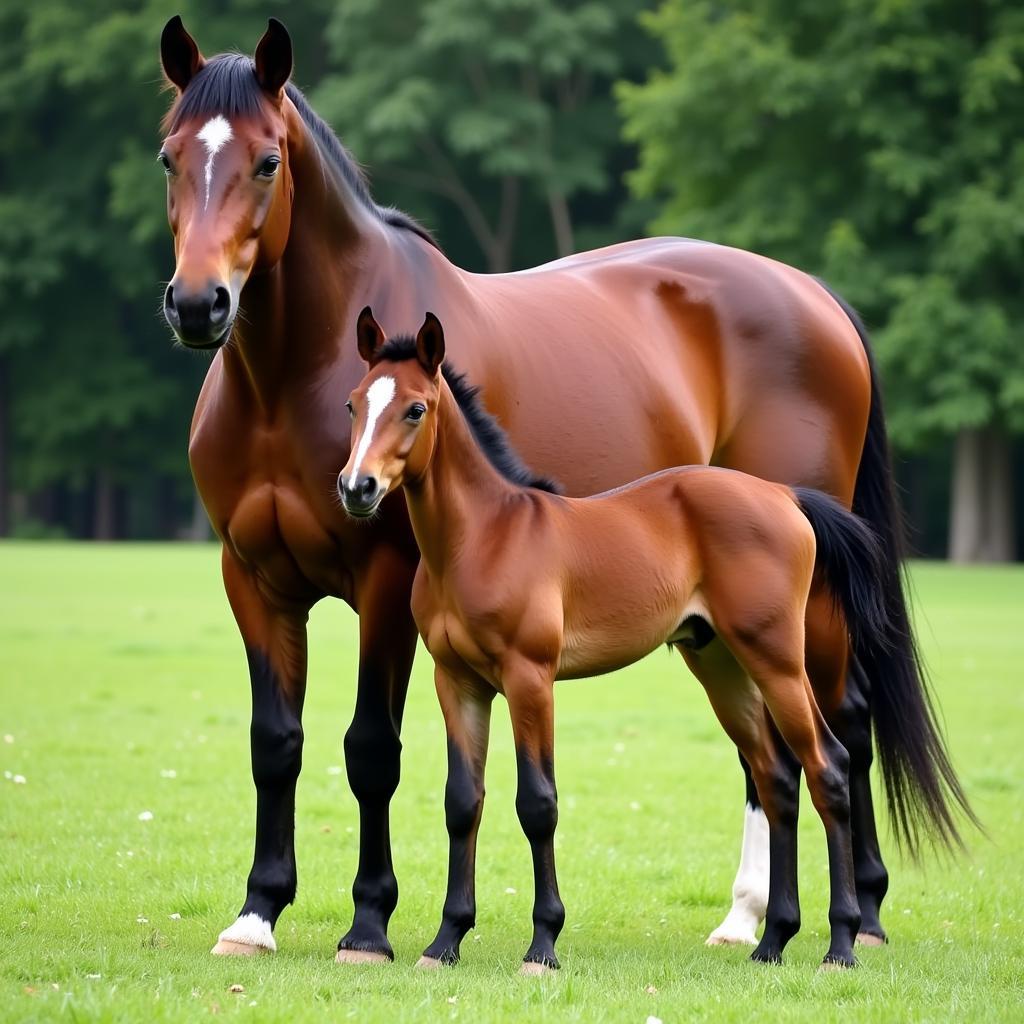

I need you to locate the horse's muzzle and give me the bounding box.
[165,280,233,349]
[338,472,383,518]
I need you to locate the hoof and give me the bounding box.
[335,948,391,965]
[856,931,886,947]
[706,929,758,947]
[211,939,268,957]
[820,956,857,971]
[520,960,556,976]
[415,955,444,970]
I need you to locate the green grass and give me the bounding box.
[1,545,1022,1022]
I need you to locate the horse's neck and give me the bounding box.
[222,117,420,415]
[405,382,517,580]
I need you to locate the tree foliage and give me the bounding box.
[619,0,1024,449]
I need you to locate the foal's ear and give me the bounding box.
[254,17,293,98]
[416,313,445,376]
[356,306,386,364]
[161,16,205,92]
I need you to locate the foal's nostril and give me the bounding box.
[163,284,179,325]
[210,286,231,325]
[360,477,378,500]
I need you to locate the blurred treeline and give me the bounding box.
[1,0,1021,560]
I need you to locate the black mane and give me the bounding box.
[165,54,438,249]
[376,336,562,495]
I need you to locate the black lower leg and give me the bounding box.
[752,747,801,965]
[842,658,888,941]
[239,648,304,928]
[337,692,403,959]
[423,740,485,963]
[515,749,565,969]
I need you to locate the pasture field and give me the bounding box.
[1,543,1022,1022]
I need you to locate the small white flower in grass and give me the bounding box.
[646,1017,663,1024]
[228,983,245,994]
[505,887,517,895]
[160,769,177,779]
[447,996,458,1004]
[327,765,343,776]
[3,734,13,744]
[86,974,101,980]
[630,801,641,811]
[3,771,10,779]
[169,913,181,921]
[138,810,154,822]
[645,984,658,994]
[614,742,625,753]
[13,775,26,785]
[137,916,149,924]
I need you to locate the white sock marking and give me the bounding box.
[350,375,396,477]
[197,115,233,210]
[706,803,770,945]
[216,912,276,951]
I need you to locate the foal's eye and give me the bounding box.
[406,403,426,422]
[158,152,174,175]
[256,155,281,178]
[345,400,354,417]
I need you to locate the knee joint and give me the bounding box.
[344,723,402,802]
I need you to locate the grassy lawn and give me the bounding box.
[1,544,1021,1022]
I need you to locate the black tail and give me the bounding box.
[793,487,889,662]
[814,281,980,857]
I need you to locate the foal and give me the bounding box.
[339,309,889,972]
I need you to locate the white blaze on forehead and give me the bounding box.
[351,376,397,476]
[197,115,233,209]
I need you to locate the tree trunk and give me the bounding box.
[949,426,1017,562]
[94,468,117,541]
[546,188,575,258]
[0,354,8,537]
[184,488,212,541]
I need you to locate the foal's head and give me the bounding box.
[158,17,295,348]
[338,308,446,518]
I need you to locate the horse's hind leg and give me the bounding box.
[705,753,770,946]
[419,667,495,967]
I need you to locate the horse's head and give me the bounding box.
[338,309,446,518]
[159,17,295,348]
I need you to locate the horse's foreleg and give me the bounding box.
[705,754,770,946]
[505,660,564,973]
[419,668,495,967]
[336,545,418,964]
[213,551,311,956]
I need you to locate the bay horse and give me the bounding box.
[339,309,890,970]
[158,16,973,961]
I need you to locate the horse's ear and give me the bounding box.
[416,313,445,376]
[161,16,205,92]
[254,17,292,98]
[356,307,386,364]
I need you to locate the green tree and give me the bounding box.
[314,0,650,272]
[619,0,1024,561]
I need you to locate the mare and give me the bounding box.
[157,16,973,961]
[339,309,892,970]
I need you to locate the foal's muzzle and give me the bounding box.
[338,472,383,518]
[164,279,233,349]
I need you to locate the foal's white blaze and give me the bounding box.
[197,115,233,210]
[350,375,397,477]
[214,912,276,952]
[706,803,770,946]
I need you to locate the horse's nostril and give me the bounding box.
[210,286,231,325]
[360,477,378,499]
[164,284,179,324]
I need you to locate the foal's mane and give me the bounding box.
[376,336,562,495]
[163,53,439,250]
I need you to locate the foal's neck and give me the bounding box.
[404,380,521,580]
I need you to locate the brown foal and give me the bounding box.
[339,310,892,971]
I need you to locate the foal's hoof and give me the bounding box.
[520,960,557,976]
[820,955,857,971]
[335,948,392,965]
[211,939,268,957]
[856,931,887,947]
[705,929,758,947]
[415,955,444,970]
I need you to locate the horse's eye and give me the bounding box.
[256,155,281,178]
[158,152,174,175]
[345,399,354,417]
[407,403,426,422]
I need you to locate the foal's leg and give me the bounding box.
[504,659,565,973]
[705,754,770,946]
[419,668,495,967]
[213,551,311,956]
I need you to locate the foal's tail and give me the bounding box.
[793,487,889,659]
